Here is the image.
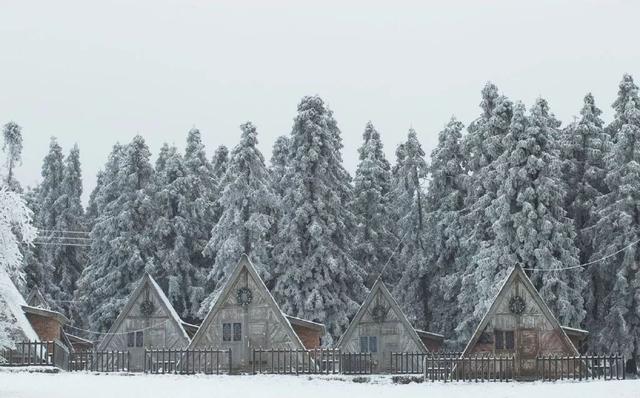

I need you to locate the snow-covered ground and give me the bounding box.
[0,372,638,398]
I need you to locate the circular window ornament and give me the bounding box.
[236,287,253,306]
[509,295,526,315]
[140,299,155,317]
[371,304,387,323]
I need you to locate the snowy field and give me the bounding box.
[0,372,638,398]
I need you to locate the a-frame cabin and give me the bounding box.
[98,273,191,371]
[461,264,581,378]
[337,278,444,373]
[188,255,307,372]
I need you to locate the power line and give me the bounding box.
[523,237,640,272]
[375,230,408,283]
[33,242,91,248]
[36,228,90,235]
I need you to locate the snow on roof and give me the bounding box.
[145,274,190,341]
[285,315,326,332]
[561,326,589,336]
[414,329,445,340]
[0,271,39,345]
[21,305,69,324]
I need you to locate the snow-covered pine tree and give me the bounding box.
[271,96,364,342]
[269,135,290,199]
[590,74,640,366]
[2,122,23,192]
[200,122,278,314]
[455,83,512,345]
[423,117,467,340]
[31,137,65,306]
[391,128,430,328]
[477,99,585,327]
[76,136,155,331]
[0,186,37,350]
[51,144,86,317]
[212,145,229,182]
[559,94,611,334]
[351,122,397,287]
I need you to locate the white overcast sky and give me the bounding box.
[1,0,639,203]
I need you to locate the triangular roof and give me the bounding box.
[461,265,579,356]
[336,277,429,352]
[26,288,50,309]
[98,273,190,350]
[0,271,39,345]
[188,255,305,350]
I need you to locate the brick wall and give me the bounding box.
[24,313,62,341]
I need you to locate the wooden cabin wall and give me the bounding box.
[341,288,424,372]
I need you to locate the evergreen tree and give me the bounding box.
[424,117,467,340]
[31,138,65,306]
[51,145,86,317]
[271,96,364,342]
[560,94,611,332]
[590,74,640,365]
[76,136,155,331]
[391,128,430,327]
[212,145,229,181]
[351,122,397,286]
[456,83,512,345]
[270,135,290,199]
[478,100,585,327]
[2,121,23,192]
[200,122,278,314]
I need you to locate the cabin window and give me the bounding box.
[495,330,514,350]
[135,331,144,347]
[359,336,378,353]
[223,323,242,342]
[127,332,135,347]
[233,323,242,341]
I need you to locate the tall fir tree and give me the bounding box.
[456,83,513,345]
[200,122,278,314]
[424,117,467,340]
[391,128,430,328]
[351,122,397,287]
[271,96,364,342]
[590,74,640,365]
[30,138,65,306]
[560,94,611,332]
[2,121,23,192]
[76,136,155,331]
[212,145,229,182]
[270,135,291,199]
[477,99,585,327]
[51,144,86,317]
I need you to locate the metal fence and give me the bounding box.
[144,348,232,374]
[68,350,130,372]
[252,349,372,375]
[0,341,69,370]
[537,354,626,381]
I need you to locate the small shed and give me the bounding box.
[337,278,443,373]
[97,273,191,371]
[285,315,325,349]
[22,305,71,347]
[461,264,581,378]
[188,255,307,372]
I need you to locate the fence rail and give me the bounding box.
[0,341,68,370]
[423,354,516,382]
[252,349,372,375]
[537,354,626,381]
[68,350,130,372]
[144,348,232,374]
[390,352,463,374]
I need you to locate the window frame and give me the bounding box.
[494,330,515,351]
[359,336,378,353]
[135,331,144,347]
[127,332,135,348]
[222,323,232,342]
[233,322,242,342]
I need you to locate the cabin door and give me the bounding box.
[517,329,538,378]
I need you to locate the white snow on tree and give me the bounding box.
[476,99,585,328]
[200,122,278,315]
[76,136,156,331]
[423,117,467,342]
[2,121,23,192]
[351,122,398,287]
[272,96,365,343]
[391,128,430,328]
[0,186,37,350]
[590,74,640,362]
